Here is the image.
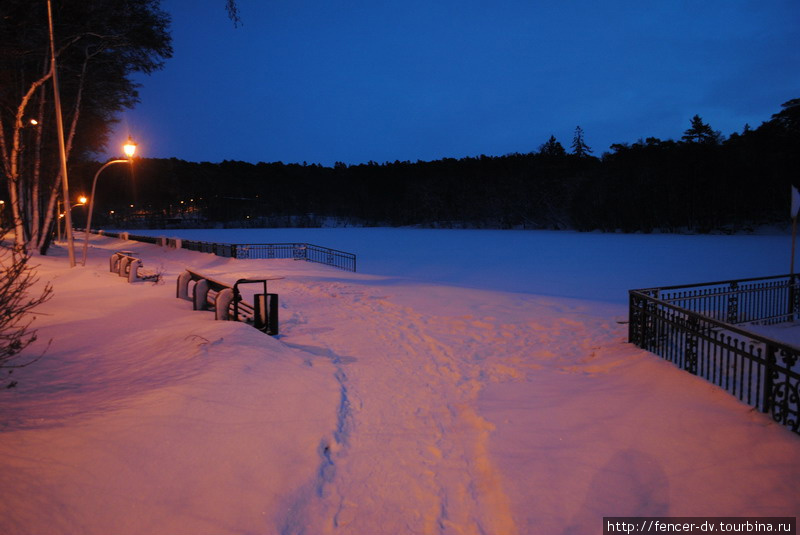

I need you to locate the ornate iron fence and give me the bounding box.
[629,275,800,435]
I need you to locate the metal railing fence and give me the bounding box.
[91,230,160,245]
[231,242,357,272]
[643,274,798,325]
[629,275,800,435]
[83,229,356,272]
[180,240,236,258]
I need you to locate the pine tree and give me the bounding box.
[538,135,566,156]
[681,115,722,144]
[571,126,593,157]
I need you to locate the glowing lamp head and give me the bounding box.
[78,196,87,205]
[123,137,137,158]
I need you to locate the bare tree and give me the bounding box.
[226,0,242,26]
[0,230,53,387]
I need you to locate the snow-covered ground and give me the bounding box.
[1,229,798,535]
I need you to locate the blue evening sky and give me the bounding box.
[108,0,799,165]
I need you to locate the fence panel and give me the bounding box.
[232,242,356,272]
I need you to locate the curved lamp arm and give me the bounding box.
[81,159,131,266]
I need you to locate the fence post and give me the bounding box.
[763,343,776,416]
[628,292,640,345]
[628,291,653,349]
[683,314,699,374]
[293,243,307,261]
[726,281,739,324]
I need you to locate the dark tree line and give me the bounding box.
[69,100,800,233]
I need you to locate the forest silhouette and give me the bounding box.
[73,99,799,233]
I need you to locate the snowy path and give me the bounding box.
[276,277,625,534]
[280,279,517,534]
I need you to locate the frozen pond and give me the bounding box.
[124,228,793,302]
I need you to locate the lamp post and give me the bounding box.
[82,138,136,266]
[48,0,77,267]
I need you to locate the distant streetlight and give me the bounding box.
[82,137,137,266]
[57,196,87,241]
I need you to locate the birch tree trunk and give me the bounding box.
[34,55,88,253]
[0,71,53,252]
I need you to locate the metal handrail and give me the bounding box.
[629,288,800,352]
[634,273,791,294]
[635,275,798,327]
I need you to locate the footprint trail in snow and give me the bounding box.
[276,279,620,534]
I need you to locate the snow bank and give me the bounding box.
[1,243,340,534]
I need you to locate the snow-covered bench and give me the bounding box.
[109,251,160,283]
[176,269,282,335]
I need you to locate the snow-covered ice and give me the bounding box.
[1,229,798,535]
[125,227,794,302]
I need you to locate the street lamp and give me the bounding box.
[81,137,137,266]
[123,139,136,158]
